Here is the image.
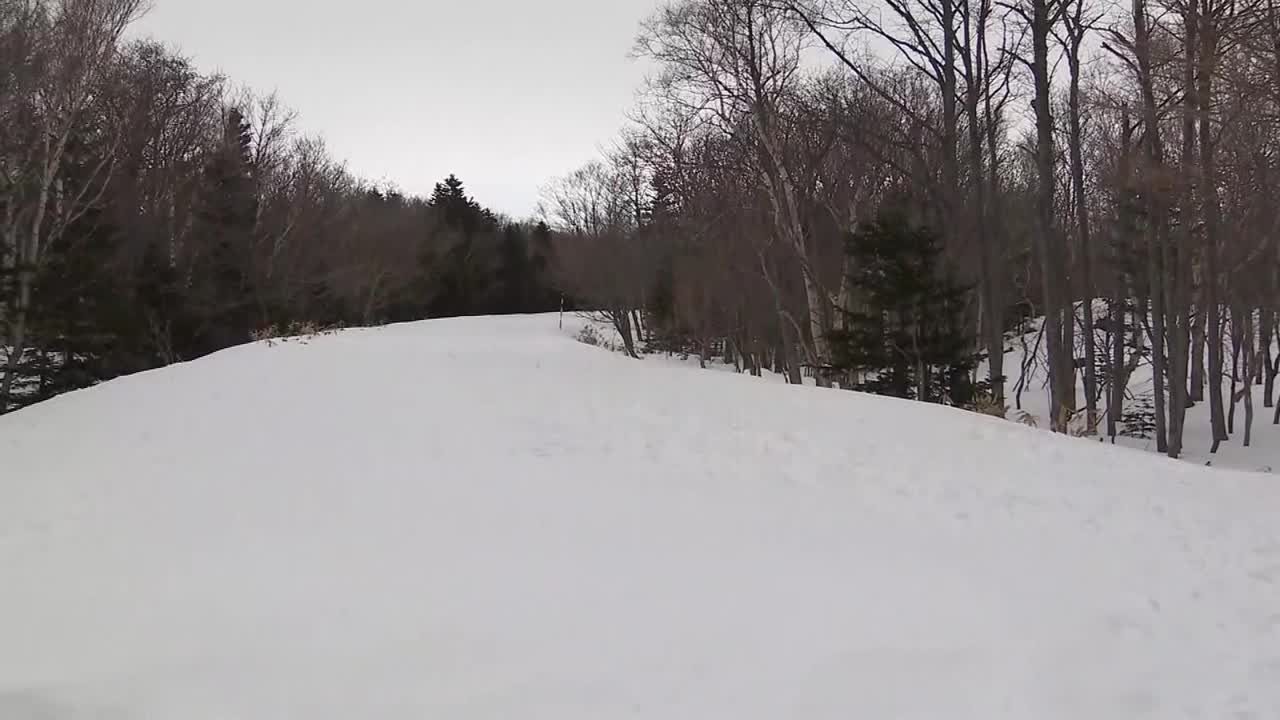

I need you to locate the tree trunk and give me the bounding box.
[1068,28,1097,434]
[1133,0,1167,452]
[1164,220,1189,457]
[1199,19,1229,451]
[1147,228,1170,454]
[1165,11,1199,458]
[1207,264,1227,451]
[802,272,831,386]
[754,101,830,387]
[1245,351,1256,445]
[632,309,645,346]
[1191,302,1207,402]
[779,315,803,385]
[1032,0,1072,431]
[1229,312,1241,435]
[1244,307,1256,446]
[982,35,1007,407]
[1255,313,1265,384]
[1108,107,1134,442]
[613,310,639,359]
[1109,295,1125,441]
[965,47,1003,407]
[1266,313,1278,407]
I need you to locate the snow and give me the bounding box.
[2,314,1279,719]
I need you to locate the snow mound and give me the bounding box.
[2,314,1279,719]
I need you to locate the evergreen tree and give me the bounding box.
[642,172,681,346]
[430,174,495,236]
[189,107,258,355]
[828,209,982,406]
[497,223,531,314]
[134,234,184,362]
[8,133,140,406]
[425,174,497,317]
[528,221,561,311]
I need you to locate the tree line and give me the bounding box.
[10,0,1280,460]
[543,0,1280,457]
[0,0,561,412]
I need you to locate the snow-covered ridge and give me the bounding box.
[2,314,1278,719]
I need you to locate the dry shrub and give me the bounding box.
[576,324,604,347]
[968,392,1008,419]
[252,321,346,347]
[575,323,624,354]
[1066,410,1104,438]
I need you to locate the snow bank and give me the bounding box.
[2,314,1278,719]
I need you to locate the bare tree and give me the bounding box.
[0,0,145,410]
[543,159,652,357]
[1062,0,1104,433]
[637,0,838,383]
[1026,0,1075,431]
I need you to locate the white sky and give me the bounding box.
[132,0,662,219]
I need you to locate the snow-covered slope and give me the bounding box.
[2,315,1279,719]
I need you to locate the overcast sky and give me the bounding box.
[132,0,662,219]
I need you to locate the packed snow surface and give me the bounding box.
[2,315,1279,719]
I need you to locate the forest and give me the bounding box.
[543,0,1280,459]
[0,0,564,414]
[5,0,1280,460]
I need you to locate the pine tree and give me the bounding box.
[497,223,531,314]
[426,174,496,317]
[828,209,982,406]
[188,107,258,356]
[528,221,560,311]
[430,174,493,234]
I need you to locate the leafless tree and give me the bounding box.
[0,0,145,409]
[637,0,840,383]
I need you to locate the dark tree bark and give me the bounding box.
[1132,0,1168,452]
[1165,5,1199,458]
[1265,312,1278,407]
[1033,0,1074,431]
[1199,3,1230,451]
[1229,310,1241,435]
[1066,0,1097,434]
[1244,310,1256,445]
[1191,302,1207,402]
